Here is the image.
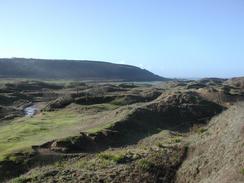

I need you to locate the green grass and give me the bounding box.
[81,103,119,111]
[137,159,154,171]
[110,97,127,106]
[172,137,181,143]
[86,125,111,133]
[97,151,127,164]
[0,102,131,160]
[0,110,85,159]
[197,128,208,134]
[11,177,30,183]
[240,168,244,175]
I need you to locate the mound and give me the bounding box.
[0,106,23,120]
[43,91,224,152]
[43,88,162,111]
[176,102,244,183]
[225,77,244,89]
[197,86,244,107]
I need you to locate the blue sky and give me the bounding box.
[0,0,243,78]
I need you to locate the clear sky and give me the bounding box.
[0,0,243,78]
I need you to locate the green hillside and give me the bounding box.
[0,58,166,81]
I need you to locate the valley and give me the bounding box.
[0,78,243,182]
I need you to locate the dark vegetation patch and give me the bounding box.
[3,81,63,92]
[186,83,206,89]
[0,81,65,119]
[111,90,161,106]
[0,106,24,120]
[118,83,139,88]
[0,150,37,182]
[43,89,162,111]
[75,95,116,105]
[42,95,74,111]
[199,78,226,85]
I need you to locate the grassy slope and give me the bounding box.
[10,103,243,183]
[0,103,124,159]
[176,102,244,183]
[9,130,187,183]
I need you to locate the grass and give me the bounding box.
[172,137,181,143]
[137,159,154,171]
[7,127,186,182]
[81,103,119,111]
[240,168,244,175]
[11,177,30,183]
[0,102,132,160]
[197,128,208,134]
[86,123,113,133]
[162,136,182,145]
[97,151,127,164]
[0,117,64,158]
[110,97,127,106]
[0,109,87,160]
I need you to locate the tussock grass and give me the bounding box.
[196,128,208,134]
[137,159,154,171]
[97,152,127,164]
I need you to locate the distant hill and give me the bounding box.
[0,58,167,81]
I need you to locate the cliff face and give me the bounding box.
[0,58,166,81]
